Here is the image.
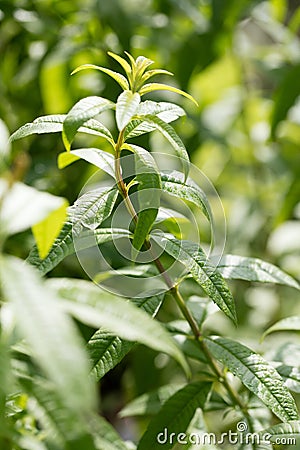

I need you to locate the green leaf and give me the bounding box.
[27,186,119,275]
[137,382,211,450]
[72,64,129,90]
[217,255,300,290]
[108,51,132,77]
[9,114,66,142]
[47,278,189,376]
[91,415,128,450]
[0,256,96,415]
[161,171,212,221]
[0,179,67,236]
[271,63,300,137]
[260,421,300,445]
[153,235,237,324]
[10,115,114,144]
[134,115,190,180]
[32,200,68,259]
[204,336,299,422]
[119,384,183,418]
[58,148,115,178]
[116,90,140,131]
[139,82,198,106]
[277,365,300,393]
[140,69,174,84]
[263,316,300,339]
[62,96,115,150]
[125,144,161,252]
[87,294,163,380]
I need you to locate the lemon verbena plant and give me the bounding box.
[8,52,300,449]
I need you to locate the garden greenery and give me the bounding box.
[1,51,300,449]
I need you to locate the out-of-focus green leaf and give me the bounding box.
[0,180,67,236]
[62,96,115,150]
[47,278,189,376]
[277,365,300,393]
[204,336,299,422]
[259,421,300,445]
[263,316,300,339]
[217,255,300,290]
[137,382,211,450]
[32,199,68,259]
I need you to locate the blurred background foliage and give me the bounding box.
[1,0,300,440]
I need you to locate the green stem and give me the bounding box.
[113,129,250,426]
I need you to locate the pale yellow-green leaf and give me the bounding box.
[58,152,80,169]
[139,83,198,106]
[71,64,129,90]
[32,200,68,259]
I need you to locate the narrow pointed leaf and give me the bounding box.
[263,316,300,340]
[10,115,114,144]
[139,82,198,106]
[204,336,299,422]
[87,294,163,380]
[63,96,114,150]
[153,235,237,324]
[108,51,132,77]
[116,90,140,130]
[72,64,129,90]
[58,148,115,178]
[217,255,300,290]
[91,415,128,450]
[140,69,174,84]
[47,278,189,375]
[137,382,211,450]
[134,115,190,179]
[27,227,130,275]
[0,256,96,415]
[161,170,212,221]
[259,421,300,444]
[125,144,161,252]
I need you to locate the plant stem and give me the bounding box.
[113,129,250,423]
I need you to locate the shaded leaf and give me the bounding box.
[116,90,140,130]
[87,294,163,380]
[153,235,237,324]
[161,170,211,221]
[204,336,299,422]
[277,365,300,393]
[137,382,211,450]
[217,255,300,290]
[260,421,300,445]
[58,148,115,178]
[62,96,114,150]
[72,64,129,90]
[47,278,189,375]
[134,115,190,180]
[263,316,300,339]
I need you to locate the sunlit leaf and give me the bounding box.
[217,255,300,290]
[139,82,198,106]
[0,180,67,236]
[140,69,174,84]
[72,64,129,90]
[108,51,132,78]
[32,200,68,259]
[9,115,66,142]
[58,148,115,178]
[153,235,237,324]
[204,336,299,422]
[62,96,115,150]
[137,382,211,450]
[47,278,189,376]
[116,90,140,130]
